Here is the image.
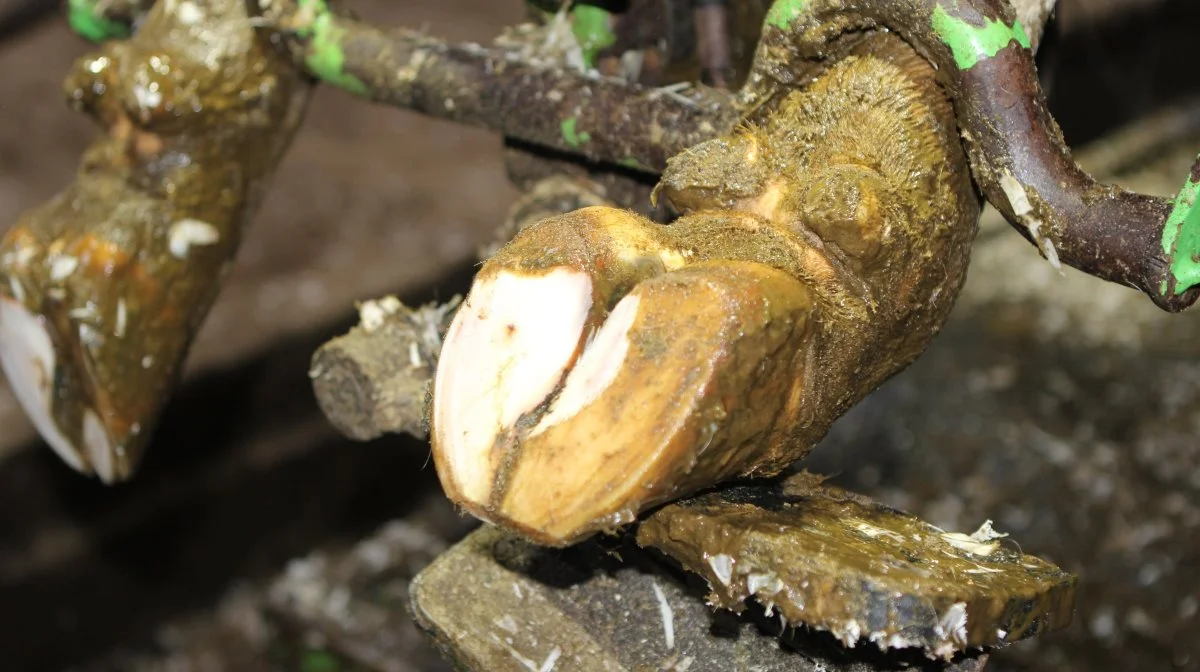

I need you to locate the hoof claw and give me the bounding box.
[432,209,814,545]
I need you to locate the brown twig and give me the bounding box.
[260,3,740,173]
[309,298,459,441]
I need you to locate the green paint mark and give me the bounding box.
[67,0,129,42]
[765,0,810,30]
[561,117,590,149]
[930,5,1031,70]
[571,5,616,69]
[1161,165,1200,295]
[296,0,369,97]
[301,649,341,672]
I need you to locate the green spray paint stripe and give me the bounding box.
[1161,166,1200,295]
[930,5,1030,70]
[67,0,130,42]
[561,117,590,149]
[296,0,369,97]
[571,5,616,69]
[765,0,810,30]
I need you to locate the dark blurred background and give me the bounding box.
[0,1,1198,670]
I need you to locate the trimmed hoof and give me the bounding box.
[433,225,814,544]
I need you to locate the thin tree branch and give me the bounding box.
[259,1,741,173]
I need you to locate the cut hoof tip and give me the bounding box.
[432,259,815,546]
